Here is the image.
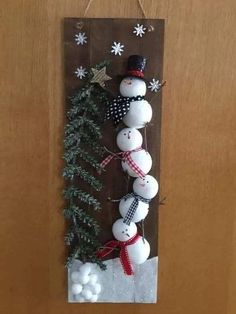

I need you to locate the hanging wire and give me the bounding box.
[83,0,148,18]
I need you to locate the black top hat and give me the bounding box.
[126,55,147,79]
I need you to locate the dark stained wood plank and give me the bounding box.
[63,18,164,259]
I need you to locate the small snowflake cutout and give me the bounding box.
[111,42,124,56]
[74,66,87,79]
[75,32,87,45]
[148,79,162,92]
[133,24,146,37]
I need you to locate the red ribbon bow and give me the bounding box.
[97,233,140,276]
[100,147,145,178]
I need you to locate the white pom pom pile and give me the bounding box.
[70,262,102,303]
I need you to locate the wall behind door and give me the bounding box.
[0,1,236,314]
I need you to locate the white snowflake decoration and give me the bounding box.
[111,42,124,56]
[148,79,162,92]
[133,24,146,37]
[75,32,87,45]
[74,66,87,79]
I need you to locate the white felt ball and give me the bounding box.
[90,294,98,303]
[123,100,152,129]
[119,77,147,98]
[133,175,159,199]
[127,237,150,265]
[71,271,81,283]
[119,197,149,223]
[76,272,90,285]
[116,128,143,151]
[74,295,85,302]
[79,263,92,276]
[71,283,83,295]
[88,274,98,285]
[81,288,93,300]
[122,149,152,177]
[112,218,137,242]
[93,283,102,294]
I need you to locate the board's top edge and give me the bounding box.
[63,17,165,22]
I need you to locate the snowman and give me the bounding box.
[119,175,159,224]
[106,55,152,129]
[98,219,150,275]
[116,127,152,177]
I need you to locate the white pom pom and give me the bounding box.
[123,100,152,129]
[122,149,152,177]
[74,295,85,302]
[79,263,92,276]
[93,283,102,294]
[116,128,142,151]
[71,283,83,295]
[112,218,137,242]
[81,288,93,300]
[88,274,98,285]
[75,272,90,285]
[90,294,98,302]
[71,271,81,283]
[133,175,159,199]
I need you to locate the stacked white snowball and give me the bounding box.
[71,263,102,302]
[110,76,159,270]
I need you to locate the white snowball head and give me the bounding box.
[119,77,147,97]
[71,283,83,295]
[81,288,93,300]
[116,127,143,151]
[79,263,92,276]
[119,197,149,223]
[112,218,137,242]
[122,100,152,129]
[122,149,152,177]
[133,175,159,199]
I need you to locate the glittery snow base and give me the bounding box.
[68,256,158,303]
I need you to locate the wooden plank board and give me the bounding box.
[64,18,164,302]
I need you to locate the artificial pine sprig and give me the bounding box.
[63,60,111,270]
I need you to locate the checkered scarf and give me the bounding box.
[105,95,145,124]
[100,147,145,178]
[122,192,151,225]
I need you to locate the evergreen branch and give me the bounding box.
[64,205,101,235]
[62,164,102,191]
[63,146,102,171]
[63,186,101,210]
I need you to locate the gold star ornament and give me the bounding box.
[90,66,112,88]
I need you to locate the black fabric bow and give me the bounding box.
[105,95,145,124]
[122,192,151,225]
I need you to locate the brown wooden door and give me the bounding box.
[0,1,236,313]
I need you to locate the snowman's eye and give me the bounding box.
[147,181,149,183]
[125,229,128,231]
[128,131,131,133]
[124,133,126,136]
[122,231,124,233]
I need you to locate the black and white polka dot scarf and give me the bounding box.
[105,95,145,124]
[122,192,151,225]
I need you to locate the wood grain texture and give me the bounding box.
[63,17,164,259]
[0,0,236,313]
